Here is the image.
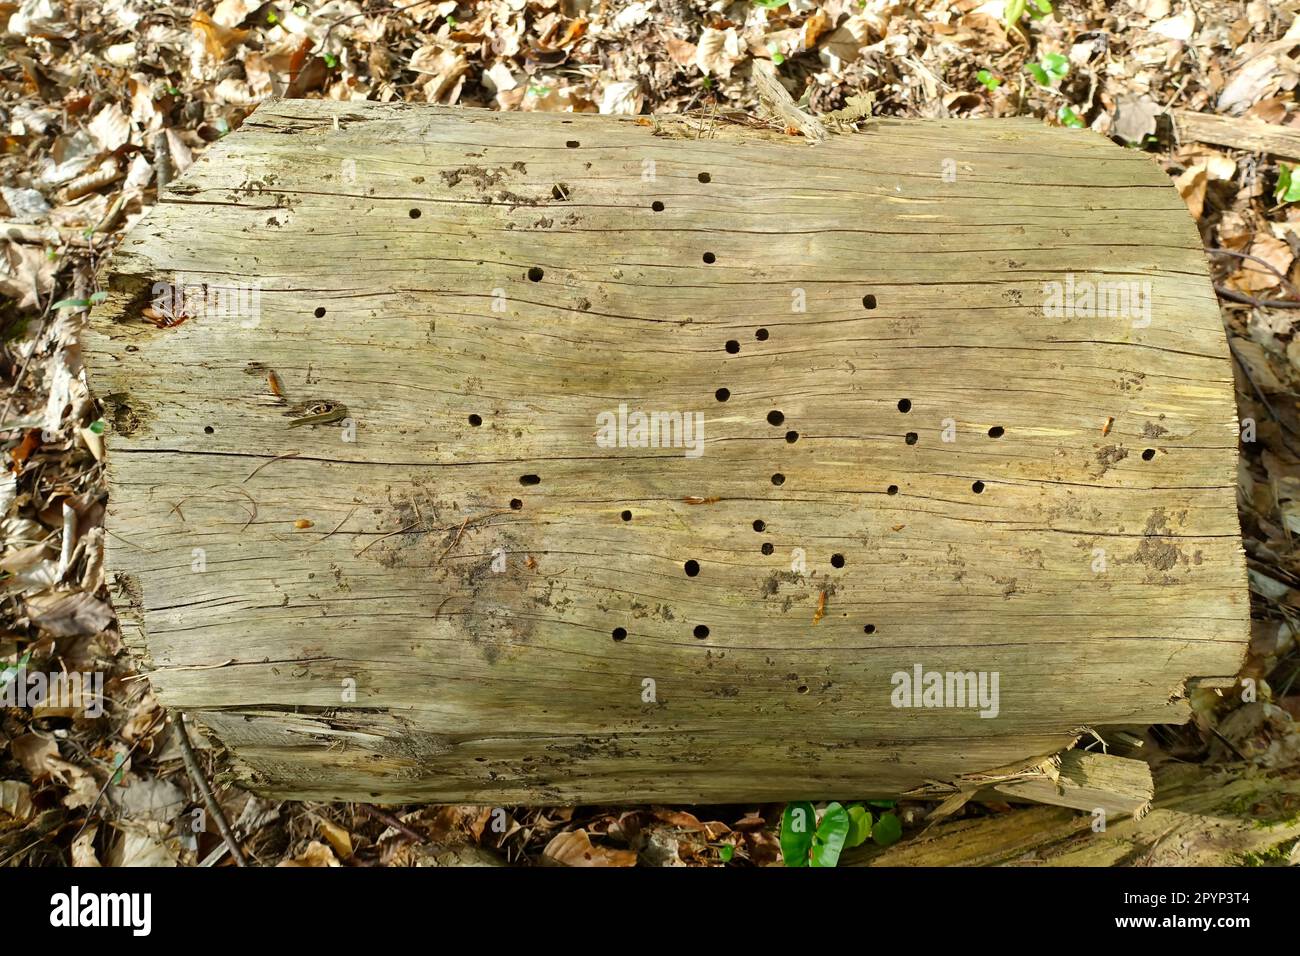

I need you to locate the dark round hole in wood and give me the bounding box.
[863,294,877,310]
[785,431,799,443]
[408,208,421,219]
[864,624,876,634]
[519,474,541,485]
[771,473,786,486]
[612,627,627,641]
[703,252,716,264]
[972,480,985,494]
[468,414,482,426]
[988,425,1005,438]
[715,388,730,402]
[761,542,774,556]
[753,519,765,532]
[831,553,845,569]
[510,498,523,510]
[314,307,326,318]
[797,685,809,695]
[905,432,918,445]
[551,183,570,201]
[527,267,544,282]
[725,340,740,354]
[755,328,769,341]
[204,425,214,434]
[651,201,665,212]
[684,559,700,577]
[698,172,711,183]
[767,410,784,426]
[621,509,632,522]
[566,140,580,148]
[887,484,899,495]
[1142,448,1156,461]
[897,398,911,413]
[693,624,709,639]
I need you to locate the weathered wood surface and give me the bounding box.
[85,99,1248,803]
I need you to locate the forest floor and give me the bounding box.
[2,0,1300,867]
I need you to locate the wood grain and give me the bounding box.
[85,100,1248,803]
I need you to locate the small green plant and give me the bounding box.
[781,800,904,866]
[1026,52,1069,87]
[1276,164,1300,204]
[753,0,788,8]
[1003,0,1053,42]
[976,69,1001,92]
[1057,105,1085,129]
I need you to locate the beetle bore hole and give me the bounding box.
[887,484,899,495]
[684,559,700,577]
[509,498,522,510]
[897,398,911,413]
[863,294,877,310]
[703,252,716,264]
[408,208,421,219]
[651,201,665,212]
[830,553,845,569]
[620,509,632,522]
[797,685,809,695]
[771,473,786,486]
[527,267,544,282]
[314,306,326,318]
[519,474,541,485]
[785,431,799,444]
[761,542,774,556]
[755,328,769,341]
[988,425,1005,438]
[612,627,627,641]
[767,410,784,426]
[864,624,876,635]
[725,340,740,354]
[972,480,985,494]
[905,432,918,445]
[715,388,730,402]
[753,519,766,532]
[566,140,580,148]
[1142,448,1156,461]
[693,624,709,639]
[551,183,570,201]
[204,425,214,434]
[698,172,711,183]
[468,414,482,426]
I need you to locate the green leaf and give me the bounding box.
[753,0,788,8]
[871,812,903,847]
[1277,164,1300,203]
[1058,104,1085,129]
[267,10,278,24]
[718,844,734,863]
[0,650,33,691]
[1041,52,1069,80]
[1030,0,1053,12]
[867,799,897,809]
[976,69,1001,91]
[110,751,127,786]
[845,804,873,848]
[1026,63,1049,86]
[323,52,338,68]
[51,297,91,311]
[89,290,108,305]
[89,419,105,435]
[780,801,816,867]
[810,802,850,867]
[772,52,785,65]
[1004,0,1027,30]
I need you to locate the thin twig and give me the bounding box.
[244,451,300,483]
[357,803,426,843]
[175,712,248,867]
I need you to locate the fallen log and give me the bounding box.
[85,100,1248,804]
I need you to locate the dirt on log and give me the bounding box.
[84,99,1247,804]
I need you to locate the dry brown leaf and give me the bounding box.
[277,840,340,867]
[542,828,637,867]
[191,10,249,62]
[319,818,353,859]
